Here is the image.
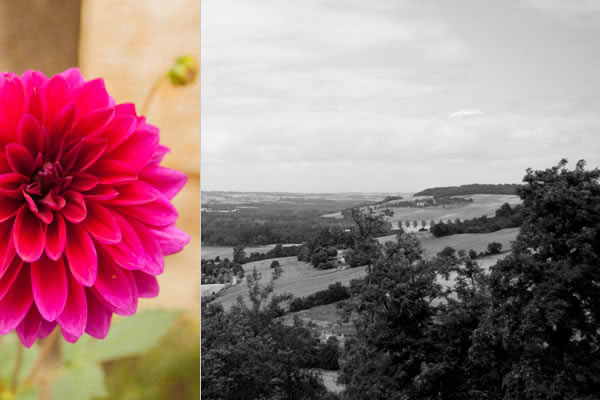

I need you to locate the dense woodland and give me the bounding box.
[201,200,362,246]
[415,183,519,197]
[202,160,600,399]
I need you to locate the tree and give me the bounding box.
[429,220,435,228]
[345,208,391,270]
[486,242,502,255]
[233,245,246,264]
[201,267,330,399]
[470,159,600,398]
[421,220,427,228]
[413,220,418,228]
[270,260,280,269]
[405,220,410,228]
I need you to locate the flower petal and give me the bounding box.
[5,143,34,176]
[0,265,33,334]
[17,113,45,155]
[65,223,97,286]
[0,195,23,222]
[73,79,110,116]
[0,258,23,300]
[84,202,121,244]
[57,271,87,337]
[101,213,144,270]
[84,290,112,339]
[106,180,157,205]
[62,190,87,223]
[16,305,43,348]
[31,255,68,321]
[129,219,164,276]
[59,67,85,89]
[114,196,178,227]
[70,172,99,191]
[133,271,159,298]
[94,250,134,311]
[151,225,191,255]
[0,75,25,126]
[140,165,187,200]
[13,206,45,262]
[45,212,66,260]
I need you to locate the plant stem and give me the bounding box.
[24,330,58,386]
[141,74,168,116]
[10,343,23,392]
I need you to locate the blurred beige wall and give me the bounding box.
[0,0,80,75]
[79,0,200,310]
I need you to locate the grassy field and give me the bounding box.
[213,228,518,309]
[377,227,519,258]
[385,194,521,226]
[213,257,367,309]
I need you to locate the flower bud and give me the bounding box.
[168,55,199,86]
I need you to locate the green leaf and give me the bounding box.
[63,310,179,364]
[51,364,107,400]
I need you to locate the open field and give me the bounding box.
[213,257,367,309]
[385,194,521,226]
[378,227,519,258]
[213,228,518,309]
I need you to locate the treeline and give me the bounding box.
[297,226,355,269]
[289,282,351,312]
[243,244,303,263]
[415,183,519,197]
[201,258,244,284]
[201,201,357,246]
[431,202,523,237]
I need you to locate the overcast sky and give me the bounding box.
[201,0,600,193]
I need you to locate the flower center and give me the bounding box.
[28,160,70,196]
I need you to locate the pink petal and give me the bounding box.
[0,75,25,126]
[84,290,112,339]
[48,103,77,145]
[140,165,187,200]
[0,258,23,300]
[84,202,121,244]
[31,255,68,321]
[151,225,190,255]
[16,305,43,348]
[21,70,48,92]
[149,144,170,165]
[62,190,87,223]
[24,88,46,124]
[106,180,157,205]
[106,128,158,170]
[57,271,87,337]
[42,75,70,126]
[82,186,119,201]
[101,213,144,270]
[0,265,33,334]
[94,250,134,311]
[99,114,136,152]
[66,106,114,143]
[86,160,137,184]
[59,68,85,89]
[69,172,99,191]
[65,223,97,286]
[114,195,178,227]
[17,114,45,155]
[115,102,136,116]
[71,139,107,172]
[0,196,23,222]
[133,271,159,298]
[45,212,66,260]
[0,221,16,276]
[61,329,80,343]
[129,219,164,276]
[5,143,34,176]
[13,206,45,262]
[38,320,56,339]
[73,79,110,116]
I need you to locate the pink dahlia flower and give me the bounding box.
[0,68,190,347]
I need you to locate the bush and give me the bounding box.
[487,242,503,254]
[289,282,350,312]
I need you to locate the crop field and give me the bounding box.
[377,227,519,258]
[385,194,521,226]
[212,228,518,309]
[213,257,367,309]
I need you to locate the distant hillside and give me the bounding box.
[415,184,519,198]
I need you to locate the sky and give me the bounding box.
[201,0,600,193]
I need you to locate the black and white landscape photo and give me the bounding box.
[201,1,600,398]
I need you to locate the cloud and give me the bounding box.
[521,0,600,27]
[448,109,483,119]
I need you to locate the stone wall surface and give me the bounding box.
[79,0,201,310]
